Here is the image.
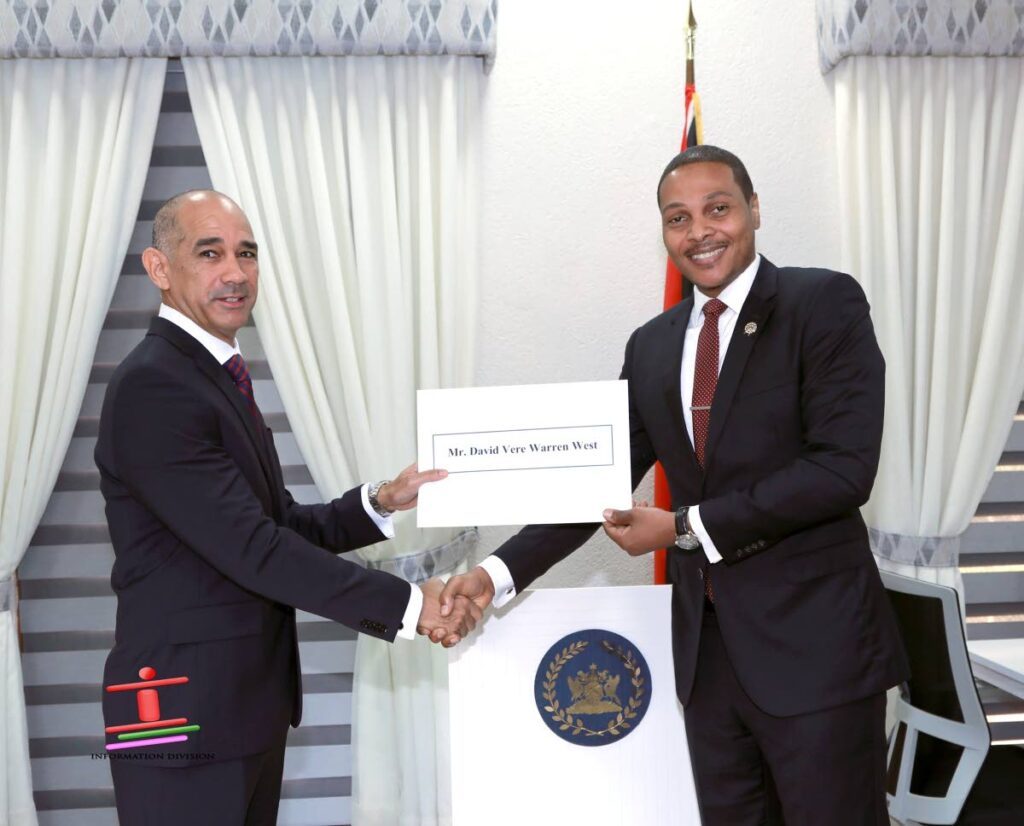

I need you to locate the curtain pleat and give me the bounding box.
[0,56,165,826]
[834,56,1024,595]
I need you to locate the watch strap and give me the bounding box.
[367,480,394,517]
[675,506,690,537]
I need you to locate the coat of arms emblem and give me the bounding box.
[533,629,651,746]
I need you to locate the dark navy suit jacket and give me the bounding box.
[495,257,909,716]
[95,317,411,764]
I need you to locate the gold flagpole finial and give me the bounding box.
[685,2,697,82]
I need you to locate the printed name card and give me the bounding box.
[433,425,614,473]
[416,381,632,527]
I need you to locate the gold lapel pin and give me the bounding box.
[744,322,757,336]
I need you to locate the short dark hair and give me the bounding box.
[657,145,754,204]
[151,190,200,255]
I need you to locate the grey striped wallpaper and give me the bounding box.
[963,393,1024,740]
[18,62,356,826]
[963,398,1024,643]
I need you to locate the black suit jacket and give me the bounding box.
[495,257,909,717]
[95,318,411,764]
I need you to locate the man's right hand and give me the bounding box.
[439,566,496,619]
[417,578,482,648]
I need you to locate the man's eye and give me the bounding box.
[199,249,216,258]
[710,205,728,215]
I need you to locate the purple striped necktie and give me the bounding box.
[223,354,260,421]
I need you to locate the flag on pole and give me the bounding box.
[654,4,701,585]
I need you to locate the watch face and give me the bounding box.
[675,534,700,550]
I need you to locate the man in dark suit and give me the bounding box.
[95,190,476,824]
[441,146,908,824]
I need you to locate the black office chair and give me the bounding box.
[882,571,1024,825]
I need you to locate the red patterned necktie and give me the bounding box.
[691,298,727,603]
[692,298,727,469]
[224,354,260,421]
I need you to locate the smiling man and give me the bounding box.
[442,146,908,824]
[95,190,476,825]
[146,190,261,340]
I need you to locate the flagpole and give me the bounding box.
[686,2,696,86]
[654,2,700,586]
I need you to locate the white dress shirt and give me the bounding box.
[480,254,763,606]
[680,253,760,563]
[157,304,421,637]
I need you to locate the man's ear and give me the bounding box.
[749,193,761,230]
[142,247,170,291]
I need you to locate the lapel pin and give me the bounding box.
[744,322,757,336]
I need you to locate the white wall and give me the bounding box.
[472,0,840,588]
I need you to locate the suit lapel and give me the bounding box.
[704,258,779,472]
[147,318,276,490]
[660,297,702,474]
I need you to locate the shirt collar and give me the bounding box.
[158,303,241,366]
[691,253,762,324]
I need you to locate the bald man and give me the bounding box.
[95,191,475,824]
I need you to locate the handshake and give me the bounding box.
[409,503,676,648]
[414,568,497,648]
[393,460,673,648]
[371,463,500,648]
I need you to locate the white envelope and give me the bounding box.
[416,380,632,527]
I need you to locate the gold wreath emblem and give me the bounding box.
[541,640,646,738]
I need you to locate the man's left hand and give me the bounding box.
[377,463,448,512]
[602,506,676,556]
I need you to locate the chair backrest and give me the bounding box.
[881,571,991,825]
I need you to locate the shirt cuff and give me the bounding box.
[360,483,396,539]
[396,583,422,641]
[478,555,517,608]
[690,506,723,564]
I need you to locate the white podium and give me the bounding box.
[449,585,702,825]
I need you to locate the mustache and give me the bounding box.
[209,287,250,300]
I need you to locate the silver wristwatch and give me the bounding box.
[674,506,700,550]
[367,480,394,517]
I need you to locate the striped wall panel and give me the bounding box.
[963,395,1024,737]
[963,395,1024,643]
[18,61,354,826]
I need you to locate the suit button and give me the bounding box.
[698,568,704,579]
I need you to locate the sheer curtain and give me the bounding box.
[0,57,165,826]
[183,55,482,825]
[834,56,1024,596]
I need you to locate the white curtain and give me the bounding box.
[834,57,1024,596]
[183,55,482,825]
[0,58,165,826]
